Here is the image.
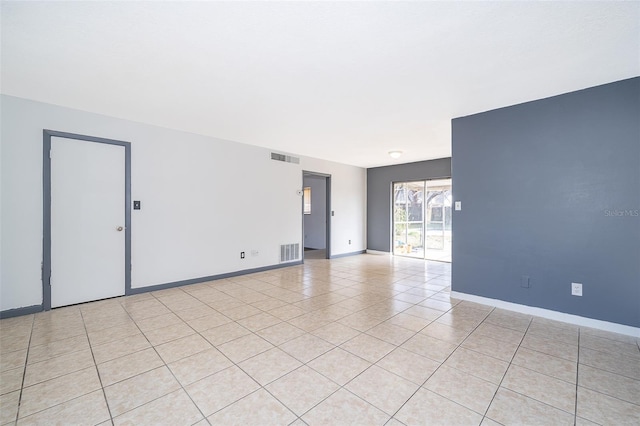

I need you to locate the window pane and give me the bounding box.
[303,187,311,214]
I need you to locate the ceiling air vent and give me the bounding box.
[271,152,300,164]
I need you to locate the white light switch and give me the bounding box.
[455,201,462,211]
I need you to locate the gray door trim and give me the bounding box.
[42,129,132,310]
[302,171,331,260]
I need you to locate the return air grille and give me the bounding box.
[280,243,300,263]
[271,152,300,164]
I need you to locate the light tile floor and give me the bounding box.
[1,254,639,425]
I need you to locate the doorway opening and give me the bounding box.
[393,178,452,262]
[302,171,331,260]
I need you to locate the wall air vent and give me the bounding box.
[280,243,300,263]
[271,152,300,164]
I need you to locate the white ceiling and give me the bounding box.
[2,1,638,168]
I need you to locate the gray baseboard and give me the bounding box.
[329,250,367,259]
[0,304,43,319]
[127,261,303,295]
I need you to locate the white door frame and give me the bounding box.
[42,129,132,310]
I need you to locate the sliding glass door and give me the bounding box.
[393,179,452,262]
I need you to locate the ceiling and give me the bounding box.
[1,1,638,168]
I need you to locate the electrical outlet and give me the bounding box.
[571,282,582,296]
[521,275,530,288]
[240,252,245,259]
[348,240,351,245]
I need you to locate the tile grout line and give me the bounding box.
[79,307,115,426]
[13,313,35,423]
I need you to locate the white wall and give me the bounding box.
[0,95,367,311]
[303,175,326,249]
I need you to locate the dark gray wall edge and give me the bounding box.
[0,304,44,319]
[127,261,303,295]
[329,250,367,259]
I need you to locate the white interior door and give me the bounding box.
[51,137,126,307]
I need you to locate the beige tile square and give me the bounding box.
[19,367,101,418]
[218,333,274,363]
[474,323,524,345]
[400,334,457,363]
[168,347,232,386]
[443,347,508,384]
[403,305,443,321]
[220,304,262,320]
[512,347,577,383]
[502,365,576,414]
[580,326,638,345]
[577,386,640,425]
[302,388,389,425]
[280,334,334,363]
[578,364,640,405]
[207,389,296,426]
[337,312,384,332]
[24,348,95,387]
[30,325,86,347]
[238,348,302,385]
[308,348,371,386]
[92,333,151,364]
[0,366,23,395]
[424,365,498,414]
[340,334,396,363]
[420,321,470,345]
[174,304,217,321]
[265,366,339,416]
[311,322,361,345]
[579,347,640,380]
[98,347,164,386]
[200,322,251,346]
[154,333,212,364]
[366,323,415,346]
[18,390,110,425]
[1,333,31,355]
[580,334,640,359]
[345,365,419,415]
[268,305,306,321]
[0,390,19,425]
[104,366,180,417]
[186,366,260,416]
[142,322,195,346]
[113,389,203,426]
[88,322,141,346]
[527,322,579,345]
[27,334,90,364]
[395,388,483,426]
[288,313,333,332]
[486,388,574,426]
[521,333,578,362]
[461,333,519,362]
[256,322,305,346]
[134,312,183,333]
[237,312,282,332]
[377,347,440,385]
[1,349,27,372]
[186,312,232,333]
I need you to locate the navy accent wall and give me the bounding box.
[367,158,451,252]
[451,77,640,327]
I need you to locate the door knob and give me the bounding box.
[116,226,124,232]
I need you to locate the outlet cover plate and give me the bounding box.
[571,282,582,296]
